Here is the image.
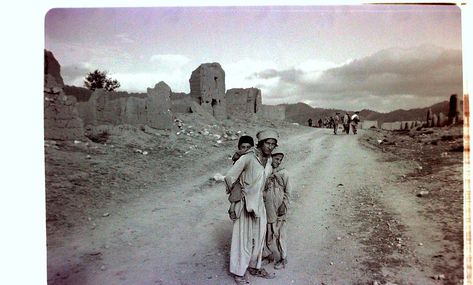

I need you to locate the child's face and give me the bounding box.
[239,143,252,152]
[271,154,284,168]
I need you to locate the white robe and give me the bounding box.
[224,149,273,276]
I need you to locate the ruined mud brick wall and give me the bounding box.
[44,49,64,87]
[170,92,195,114]
[257,105,286,121]
[225,88,262,118]
[76,82,172,129]
[44,50,84,140]
[360,120,378,129]
[145,82,173,129]
[381,122,401,130]
[381,121,418,130]
[78,89,146,125]
[44,75,85,140]
[171,92,189,101]
[189,63,226,120]
[438,112,447,127]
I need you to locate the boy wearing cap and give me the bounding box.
[262,150,291,269]
[224,130,279,283]
[227,135,254,221]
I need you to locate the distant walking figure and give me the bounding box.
[351,111,360,134]
[225,130,279,283]
[333,112,341,135]
[342,112,351,134]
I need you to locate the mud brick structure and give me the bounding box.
[44,50,84,140]
[170,92,194,114]
[432,113,438,127]
[426,108,433,127]
[145,82,173,129]
[225,88,262,118]
[360,120,378,129]
[381,121,418,130]
[44,49,64,87]
[75,82,173,130]
[189,63,226,120]
[438,112,447,127]
[448,94,461,125]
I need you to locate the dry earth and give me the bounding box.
[46,118,464,285]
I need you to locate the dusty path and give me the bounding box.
[48,128,453,284]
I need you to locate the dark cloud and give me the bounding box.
[309,45,462,96]
[61,64,92,82]
[258,45,462,112]
[249,68,303,83]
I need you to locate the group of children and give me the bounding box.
[226,135,291,270]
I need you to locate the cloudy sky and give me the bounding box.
[45,5,462,112]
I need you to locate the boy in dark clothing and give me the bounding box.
[227,135,254,221]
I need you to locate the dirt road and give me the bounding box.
[47,127,461,284]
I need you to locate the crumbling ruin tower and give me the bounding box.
[44,50,64,86]
[225,88,262,118]
[44,50,84,140]
[189,63,226,120]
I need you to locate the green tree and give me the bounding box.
[84,69,121,91]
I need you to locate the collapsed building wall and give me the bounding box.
[44,49,64,87]
[145,82,173,129]
[170,92,196,114]
[257,105,286,121]
[381,121,419,130]
[189,63,226,120]
[44,75,85,140]
[225,88,262,118]
[44,50,84,140]
[360,120,378,129]
[76,82,172,129]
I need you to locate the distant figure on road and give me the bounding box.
[328,116,334,129]
[318,118,323,128]
[342,112,351,134]
[333,112,341,135]
[227,135,254,221]
[262,149,291,270]
[351,111,360,134]
[225,130,279,283]
[308,118,313,127]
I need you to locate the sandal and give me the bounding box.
[261,255,274,266]
[248,268,276,279]
[233,274,249,284]
[274,259,287,270]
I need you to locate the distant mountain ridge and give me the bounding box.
[282,100,461,125]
